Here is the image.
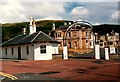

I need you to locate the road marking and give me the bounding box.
[0,72,17,80]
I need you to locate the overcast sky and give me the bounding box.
[0,0,119,25]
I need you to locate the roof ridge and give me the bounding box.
[30,31,42,42]
[41,31,55,42]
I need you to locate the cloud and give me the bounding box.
[26,2,66,20]
[0,1,66,23]
[38,16,63,20]
[75,2,118,24]
[4,0,119,2]
[0,1,118,24]
[70,6,89,20]
[0,0,26,23]
[111,11,119,20]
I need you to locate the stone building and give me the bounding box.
[51,21,94,49]
[97,31,119,48]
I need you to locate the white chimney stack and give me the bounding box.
[23,28,26,34]
[69,22,72,25]
[52,23,55,31]
[64,22,67,25]
[29,17,36,34]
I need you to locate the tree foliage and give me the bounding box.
[93,24,120,35]
[2,20,120,42]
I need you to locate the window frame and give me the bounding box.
[11,47,14,55]
[26,46,29,55]
[73,31,77,37]
[58,32,61,37]
[40,45,46,54]
[5,48,7,55]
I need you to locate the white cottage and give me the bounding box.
[1,17,59,60]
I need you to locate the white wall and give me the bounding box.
[2,47,6,58]
[2,46,18,59]
[14,46,18,59]
[0,46,2,58]
[21,44,34,60]
[2,42,59,60]
[52,43,59,54]
[34,43,53,60]
[2,45,34,60]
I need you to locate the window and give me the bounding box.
[40,45,46,54]
[55,32,61,38]
[86,40,88,44]
[74,41,77,47]
[12,47,14,55]
[5,48,7,55]
[108,42,113,45]
[73,32,77,37]
[58,32,61,37]
[26,46,29,55]
[90,42,92,46]
[55,33,57,38]
[86,32,88,37]
[67,32,71,37]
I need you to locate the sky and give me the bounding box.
[0,0,119,25]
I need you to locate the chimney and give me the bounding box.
[29,17,36,34]
[52,23,55,31]
[69,22,72,25]
[64,22,67,25]
[23,28,26,34]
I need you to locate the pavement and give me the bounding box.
[0,59,120,81]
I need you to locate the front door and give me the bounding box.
[18,46,21,60]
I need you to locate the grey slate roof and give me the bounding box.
[2,31,59,47]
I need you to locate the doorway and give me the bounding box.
[18,46,21,60]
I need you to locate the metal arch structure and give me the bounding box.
[63,20,93,46]
[76,20,93,29]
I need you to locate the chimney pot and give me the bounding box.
[64,22,67,25]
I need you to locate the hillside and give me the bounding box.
[93,24,120,35]
[2,20,120,42]
[2,20,72,42]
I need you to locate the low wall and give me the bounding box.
[52,54,62,59]
[109,53,120,60]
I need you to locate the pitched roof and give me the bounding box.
[2,31,59,46]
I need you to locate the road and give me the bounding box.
[1,59,120,81]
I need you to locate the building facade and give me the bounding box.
[1,17,59,60]
[97,32,119,48]
[51,22,94,49]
